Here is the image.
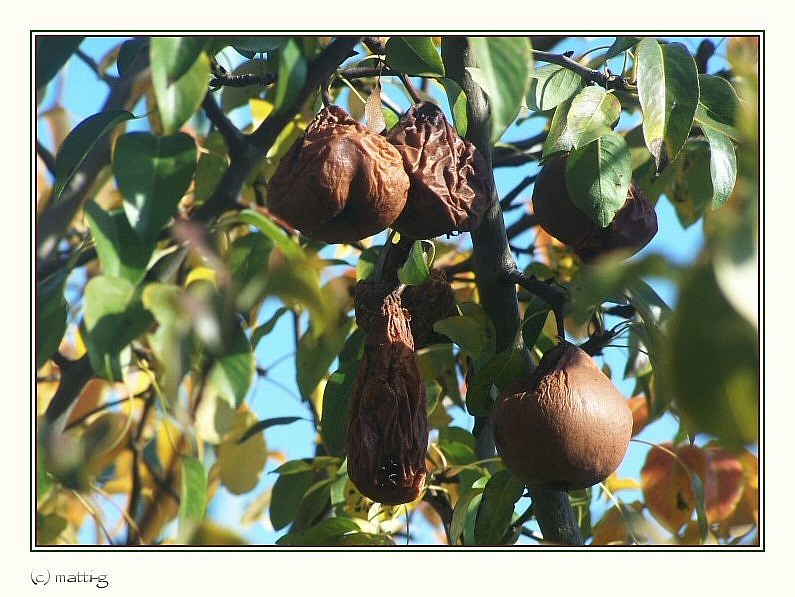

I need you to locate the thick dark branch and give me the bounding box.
[202,92,245,154]
[335,66,402,80]
[209,63,276,89]
[527,486,584,545]
[532,50,630,91]
[44,354,94,426]
[505,267,569,339]
[75,48,117,85]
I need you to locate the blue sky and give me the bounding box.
[37,35,730,545]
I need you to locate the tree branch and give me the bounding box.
[442,36,583,546]
[36,139,56,176]
[504,267,569,339]
[201,91,245,154]
[532,50,630,91]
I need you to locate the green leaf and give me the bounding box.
[321,359,361,456]
[151,38,211,134]
[521,295,552,351]
[667,263,758,446]
[450,476,488,545]
[274,38,307,114]
[225,232,274,315]
[207,324,255,408]
[213,36,286,56]
[36,36,84,89]
[432,315,488,359]
[397,240,432,286]
[440,77,468,137]
[194,131,230,202]
[276,517,361,546]
[235,209,304,261]
[474,469,525,545]
[84,201,155,284]
[251,306,289,349]
[565,131,632,227]
[293,479,333,531]
[238,417,307,445]
[36,270,69,370]
[153,37,211,84]
[424,379,442,415]
[117,38,148,77]
[114,132,197,242]
[468,37,532,142]
[83,276,153,380]
[670,140,713,228]
[702,125,737,210]
[696,74,738,131]
[542,87,620,157]
[270,469,314,531]
[53,109,135,201]
[527,64,583,112]
[636,38,699,172]
[466,347,530,417]
[296,317,353,398]
[384,37,445,77]
[178,456,207,542]
[603,36,640,61]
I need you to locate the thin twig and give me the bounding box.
[201,92,245,155]
[36,140,56,176]
[532,49,630,90]
[500,175,536,211]
[75,48,117,85]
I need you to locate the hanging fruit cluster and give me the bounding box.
[267,103,489,244]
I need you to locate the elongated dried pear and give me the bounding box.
[266,105,410,244]
[491,342,632,490]
[346,293,428,504]
[532,153,658,263]
[386,102,490,240]
[353,269,457,348]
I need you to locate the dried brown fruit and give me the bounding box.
[386,102,490,240]
[491,341,632,490]
[353,269,457,348]
[532,153,658,263]
[266,105,410,244]
[346,293,428,504]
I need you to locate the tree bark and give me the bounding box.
[441,36,583,546]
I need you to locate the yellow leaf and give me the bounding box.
[217,407,268,495]
[603,471,641,494]
[250,98,274,128]
[185,266,217,288]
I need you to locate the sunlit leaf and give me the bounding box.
[670,140,713,228]
[702,125,737,209]
[207,324,255,409]
[225,232,274,315]
[450,476,488,545]
[85,201,155,284]
[565,131,632,227]
[276,517,362,546]
[468,37,532,142]
[542,87,620,157]
[527,64,583,112]
[397,240,432,286]
[114,131,197,243]
[52,109,135,201]
[440,77,468,137]
[82,275,153,381]
[364,83,386,132]
[178,456,207,543]
[636,38,699,171]
[385,36,445,77]
[432,315,488,360]
[273,37,307,115]
[153,37,211,84]
[297,317,353,398]
[150,38,211,134]
[217,407,268,495]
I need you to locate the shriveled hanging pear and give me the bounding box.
[267,105,410,244]
[491,341,632,490]
[532,153,658,263]
[386,101,490,240]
